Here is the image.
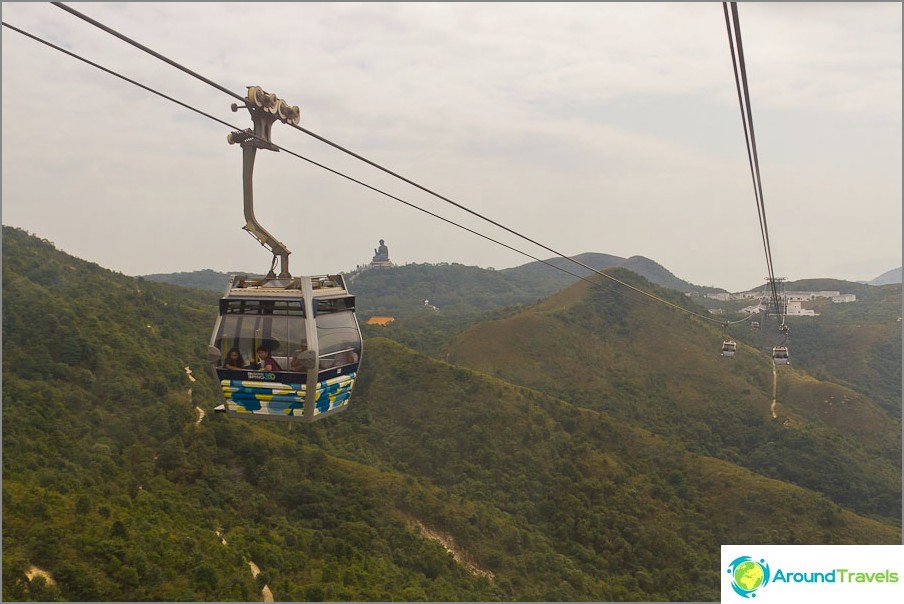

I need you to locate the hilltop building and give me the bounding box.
[709,287,857,318]
[366,316,395,326]
[786,301,817,316]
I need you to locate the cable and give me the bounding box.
[12,14,738,328]
[1,22,241,132]
[48,1,731,326]
[723,2,785,330]
[1,20,588,282]
[6,20,696,320]
[51,1,246,104]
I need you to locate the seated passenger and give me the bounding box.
[223,348,246,370]
[289,344,313,372]
[256,346,282,371]
[334,348,360,366]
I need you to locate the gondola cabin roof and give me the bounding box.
[222,274,350,299]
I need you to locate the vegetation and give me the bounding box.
[447,269,902,524]
[3,226,900,602]
[141,268,252,293]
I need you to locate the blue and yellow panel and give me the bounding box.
[313,373,356,416]
[221,379,307,418]
[219,372,356,420]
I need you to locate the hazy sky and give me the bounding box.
[2,2,901,292]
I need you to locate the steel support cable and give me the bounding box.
[49,1,730,326]
[731,5,781,310]
[7,22,720,331]
[723,3,775,292]
[7,20,703,325]
[722,3,765,264]
[50,1,246,104]
[1,21,585,282]
[725,312,754,327]
[722,3,782,322]
[2,22,242,132]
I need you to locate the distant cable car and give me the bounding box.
[772,346,790,365]
[207,85,362,422]
[209,274,362,421]
[721,339,737,357]
[751,321,760,330]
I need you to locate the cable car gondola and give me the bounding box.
[772,346,789,365]
[751,321,760,330]
[209,274,362,421]
[721,339,737,357]
[208,85,362,422]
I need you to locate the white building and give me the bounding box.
[705,292,732,301]
[786,301,818,316]
[831,294,857,303]
[785,292,814,302]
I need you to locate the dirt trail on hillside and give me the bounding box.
[771,363,778,418]
[26,565,55,585]
[248,560,273,602]
[216,528,271,601]
[409,518,494,581]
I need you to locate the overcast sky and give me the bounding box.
[2,2,901,292]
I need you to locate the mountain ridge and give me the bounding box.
[2,225,900,601]
[867,266,902,286]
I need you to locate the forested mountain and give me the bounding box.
[141,268,255,293]
[2,226,901,602]
[137,257,727,364]
[446,269,902,524]
[139,250,721,317]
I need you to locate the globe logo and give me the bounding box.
[727,556,771,598]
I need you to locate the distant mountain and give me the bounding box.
[868,267,902,286]
[4,226,900,601]
[143,252,723,319]
[501,252,725,294]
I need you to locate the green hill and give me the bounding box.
[141,268,253,293]
[1,227,493,601]
[447,268,902,524]
[2,226,900,602]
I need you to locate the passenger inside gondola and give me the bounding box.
[255,345,282,371]
[223,347,246,370]
[289,344,314,372]
[335,347,359,366]
[319,345,360,369]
